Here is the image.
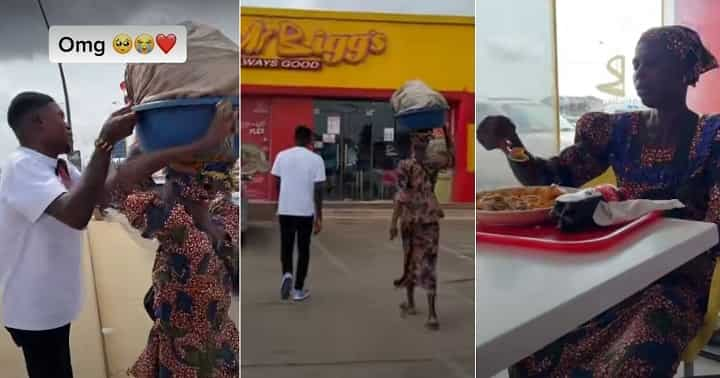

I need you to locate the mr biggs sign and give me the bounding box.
[241,18,388,71]
[242,57,323,71]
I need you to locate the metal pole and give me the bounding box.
[36,0,72,130]
[550,0,560,153]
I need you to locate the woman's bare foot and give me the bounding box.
[399,302,418,318]
[425,316,439,330]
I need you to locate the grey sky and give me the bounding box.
[0,0,238,164]
[241,0,473,16]
[476,0,554,100]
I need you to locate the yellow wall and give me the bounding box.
[241,7,474,92]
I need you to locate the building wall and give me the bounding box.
[241,7,475,202]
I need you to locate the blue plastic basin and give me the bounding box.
[395,107,447,130]
[133,96,239,157]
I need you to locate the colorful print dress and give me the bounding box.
[393,148,447,294]
[112,182,239,378]
[508,111,720,377]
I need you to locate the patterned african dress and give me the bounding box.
[209,194,240,292]
[111,186,239,378]
[508,111,720,377]
[393,156,446,294]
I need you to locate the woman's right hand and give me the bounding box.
[476,115,520,152]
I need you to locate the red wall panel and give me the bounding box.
[451,92,475,203]
[241,96,273,200]
[268,97,315,200]
[676,0,720,114]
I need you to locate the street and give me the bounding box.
[241,209,475,378]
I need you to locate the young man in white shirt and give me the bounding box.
[0,92,135,378]
[271,126,325,301]
[0,92,236,378]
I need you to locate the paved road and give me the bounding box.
[241,212,474,378]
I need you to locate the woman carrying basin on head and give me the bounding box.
[478,26,720,376]
[389,80,455,331]
[390,127,454,331]
[104,102,239,377]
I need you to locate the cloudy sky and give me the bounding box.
[0,0,237,163]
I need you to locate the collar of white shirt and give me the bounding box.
[17,147,60,169]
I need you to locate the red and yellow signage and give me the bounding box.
[240,8,476,202]
[242,19,388,70]
[240,8,474,92]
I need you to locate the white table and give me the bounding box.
[476,218,719,378]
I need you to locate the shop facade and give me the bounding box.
[240,7,475,203]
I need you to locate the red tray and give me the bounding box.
[476,212,661,252]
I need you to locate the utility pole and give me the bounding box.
[36,0,72,131]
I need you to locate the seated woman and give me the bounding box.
[478,26,720,376]
[103,104,239,377]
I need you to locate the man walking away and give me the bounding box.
[271,125,325,301]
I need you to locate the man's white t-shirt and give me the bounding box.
[271,146,326,217]
[0,147,84,331]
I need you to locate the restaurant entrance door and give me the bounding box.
[313,100,400,201]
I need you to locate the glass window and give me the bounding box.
[556,0,662,123]
[476,0,557,190]
[476,0,663,191]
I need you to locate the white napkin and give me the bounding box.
[555,188,685,227]
[593,199,684,226]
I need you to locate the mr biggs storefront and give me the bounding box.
[240,7,475,203]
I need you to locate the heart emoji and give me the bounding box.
[155,33,176,54]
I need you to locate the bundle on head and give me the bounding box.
[124,21,238,104]
[124,21,239,172]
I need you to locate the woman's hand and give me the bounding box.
[313,218,322,235]
[477,115,521,152]
[389,224,399,240]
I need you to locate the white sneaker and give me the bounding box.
[280,273,293,300]
[291,289,311,301]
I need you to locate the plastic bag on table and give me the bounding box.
[551,184,685,232]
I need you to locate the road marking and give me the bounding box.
[242,356,473,377]
[441,287,475,307]
[439,355,474,378]
[439,244,474,262]
[323,216,474,221]
[242,356,437,368]
[442,278,474,284]
[314,238,353,277]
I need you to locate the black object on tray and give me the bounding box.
[550,184,684,233]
